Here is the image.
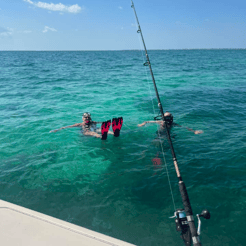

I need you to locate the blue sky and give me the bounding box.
[0,0,245,50]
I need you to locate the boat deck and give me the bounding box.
[0,199,135,246]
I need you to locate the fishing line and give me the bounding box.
[133,23,157,116]
[130,3,209,245]
[131,6,176,211]
[138,36,177,210]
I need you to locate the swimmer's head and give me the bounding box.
[164,111,173,125]
[82,112,91,123]
[164,111,172,117]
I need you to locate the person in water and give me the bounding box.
[49,112,114,138]
[138,111,203,134]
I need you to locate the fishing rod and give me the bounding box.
[131,1,210,246]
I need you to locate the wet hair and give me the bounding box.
[82,112,91,122]
[83,112,91,118]
[164,111,171,117]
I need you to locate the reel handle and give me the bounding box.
[199,209,211,220]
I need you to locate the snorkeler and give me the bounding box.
[50,113,123,140]
[138,111,203,134]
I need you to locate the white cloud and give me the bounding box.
[23,0,83,14]
[118,6,123,10]
[0,27,13,37]
[43,26,57,33]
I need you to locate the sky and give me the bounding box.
[0,0,245,50]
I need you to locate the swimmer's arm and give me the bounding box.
[138,121,160,127]
[49,123,82,133]
[173,122,203,134]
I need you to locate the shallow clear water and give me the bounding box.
[0,50,246,245]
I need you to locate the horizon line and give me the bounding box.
[1,48,246,52]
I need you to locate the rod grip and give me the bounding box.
[179,181,202,246]
[179,181,192,215]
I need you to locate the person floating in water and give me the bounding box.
[50,112,123,140]
[138,111,203,134]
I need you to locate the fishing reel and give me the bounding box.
[170,209,191,246]
[170,208,210,246]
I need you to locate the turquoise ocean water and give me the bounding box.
[0,50,245,245]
